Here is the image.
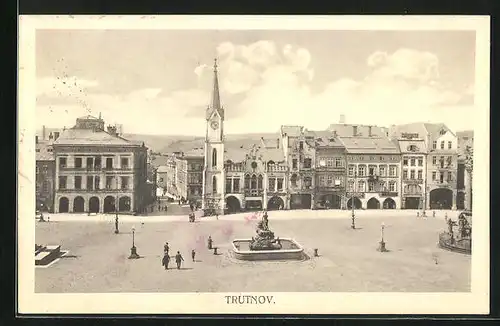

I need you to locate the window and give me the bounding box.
[59,157,67,168]
[410,158,415,166]
[348,181,354,192]
[447,156,452,166]
[403,158,408,166]
[36,149,40,153]
[106,176,113,189]
[47,148,53,152]
[432,172,437,181]
[258,175,263,189]
[299,141,303,150]
[418,170,423,179]
[212,149,217,167]
[369,166,376,176]
[410,170,415,179]
[389,165,396,177]
[448,141,452,149]
[358,181,365,192]
[334,176,342,186]
[75,157,82,168]
[403,170,408,179]
[335,158,342,167]
[212,176,217,193]
[418,158,423,167]
[58,176,67,189]
[389,182,396,192]
[440,141,445,149]
[319,175,325,186]
[368,182,374,191]
[432,141,437,149]
[447,172,453,182]
[159,177,164,182]
[42,181,49,193]
[225,178,232,193]
[358,165,365,177]
[106,157,113,169]
[95,176,100,190]
[292,159,297,169]
[251,175,257,189]
[87,176,94,190]
[440,172,444,183]
[379,166,386,176]
[327,175,333,185]
[432,156,436,165]
[95,156,101,168]
[86,157,94,169]
[304,177,312,188]
[120,176,129,190]
[440,156,445,168]
[121,157,129,168]
[244,174,250,189]
[291,174,298,187]
[348,165,355,176]
[303,158,312,168]
[74,176,82,189]
[268,178,276,191]
[36,166,40,174]
[277,178,283,191]
[233,179,240,192]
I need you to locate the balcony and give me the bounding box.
[403,178,424,184]
[380,192,398,197]
[244,189,264,197]
[267,165,287,172]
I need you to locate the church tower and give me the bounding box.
[202,59,226,214]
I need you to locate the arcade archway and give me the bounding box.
[268,196,285,210]
[226,196,241,213]
[367,197,380,209]
[383,198,397,209]
[89,196,100,213]
[58,197,69,213]
[73,196,85,213]
[430,188,453,209]
[103,196,115,213]
[321,194,342,209]
[119,196,131,211]
[346,197,362,209]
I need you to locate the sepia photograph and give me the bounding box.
[18,15,490,314]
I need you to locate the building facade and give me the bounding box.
[52,115,149,214]
[35,135,56,212]
[396,133,428,209]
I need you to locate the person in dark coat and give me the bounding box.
[162,252,170,270]
[164,242,170,254]
[175,251,184,269]
[191,249,196,262]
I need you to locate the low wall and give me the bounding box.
[438,232,471,255]
[231,238,304,261]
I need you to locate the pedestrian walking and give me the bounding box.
[164,242,170,254]
[164,205,168,212]
[433,211,436,218]
[162,252,170,270]
[175,251,184,269]
[191,249,196,262]
[207,236,213,249]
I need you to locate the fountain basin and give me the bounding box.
[231,238,305,261]
[438,232,471,255]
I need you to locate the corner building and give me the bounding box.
[53,115,149,214]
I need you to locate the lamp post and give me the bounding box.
[128,225,140,259]
[114,196,119,234]
[378,222,388,252]
[351,171,357,230]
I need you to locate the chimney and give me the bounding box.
[352,126,358,136]
[333,130,337,137]
[54,132,60,140]
[368,126,372,137]
[339,114,345,124]
[277,138,280,149]
[42,126,46,140]
[49,132,54,140]
[35,136,38,144]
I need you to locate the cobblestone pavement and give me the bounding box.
[35,213,470,293]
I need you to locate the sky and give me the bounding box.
[35,29,476,136]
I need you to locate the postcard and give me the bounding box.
[18,15,490,315]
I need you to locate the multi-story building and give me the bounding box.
[394,133,428,209]
[390,123,458,210]
[280,126,316,209]
[180,149,204,204]
[336,125,401,209]
[35,134,56,212]
[52,115,149,214]
[457,130,474,210]
[313,130,346,209]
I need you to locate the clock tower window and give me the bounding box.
[212,148,217,167]
[212,176,217,194]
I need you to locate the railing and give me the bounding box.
[403,178,424,184]
[380,192,398,197]
[268,165,287,172]
[56,188,134,193]
[244,189,264,196]
[59,166,133,171]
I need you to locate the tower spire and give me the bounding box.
[211,58,221,110]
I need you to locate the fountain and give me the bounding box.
[438,211,472,255]
[231,212,305,261]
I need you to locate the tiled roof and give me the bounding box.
[396,139,427,153]
[280,125,303,137]
[261,148,285,162]
[423,123,455,137]
[77,115,100,120]
[182,148,204,158]
[327,124,387,137]
[338,136,400,154]
[389,123,428,139]
[36,140,55,161]
[53,128,142,146]
[312,130,344,148]
[261,137,280,149]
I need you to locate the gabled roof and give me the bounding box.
[396,139,427,153]
[53,128,143,146]
[338,136,400,154]
[77,115,100,120]
[36,140,55,161]
[424,123,455,137]
[327,124,387,137]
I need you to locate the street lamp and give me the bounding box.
[128,225,140,259]
[114,196,119,234]
[351,171,357,230]
[378,222,388,252]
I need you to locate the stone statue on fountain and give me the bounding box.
[249,211,283,251]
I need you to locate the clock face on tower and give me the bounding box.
[210,121,219,130]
